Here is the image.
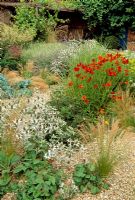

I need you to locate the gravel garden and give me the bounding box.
[0,1,135,200]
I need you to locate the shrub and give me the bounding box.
[0,22,34,71]
[0,22,35,46]
[80,0,135,40]
[14,5,61,41]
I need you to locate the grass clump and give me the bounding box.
[111,90,135,130]
[94,119,125,178]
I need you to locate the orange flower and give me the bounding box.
[87,77,92,83]
[78,84,84,89]
[84,99,90,104]
[76,74,81,78]
[68,81,73,86]
[124,81,128,85]
[81,95,87,100]
[99,108,105,114]
[94,84,98,89]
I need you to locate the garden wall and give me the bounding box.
[0,7,12,24]
[128,30,135,51]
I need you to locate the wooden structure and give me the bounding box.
[0,1,87,40]
[127,30,135,51]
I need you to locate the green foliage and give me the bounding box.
[0,136,63,200]
[29,0,81,9]
[99,35,120,49]
[0,151,21,197]
[80,0,135,38]
[15,5,61,41]
[73,162,109,194]
[50,85,91,127]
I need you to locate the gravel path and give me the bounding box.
[71,133,135,200]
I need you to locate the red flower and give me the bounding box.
[103,82,112,87]
[68,81,73,86]
[111,91,115,95]
[87,77,92,83]
[77,63,82,67]
[115,60,119,65]
[84,99,90,105]
[122,57,129,64]
[78,84,84,89]
[117,66,122,72]
[74,67,80,72]
[107,68,117,76]
[76,74,81,78]
[94,84,98,89]
[124,69,129,76]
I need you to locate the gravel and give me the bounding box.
[71,133,135,200]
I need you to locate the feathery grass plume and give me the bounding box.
[0,98,27,156]
[94,118,125,177]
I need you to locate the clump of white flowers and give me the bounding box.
[50,41,81,75]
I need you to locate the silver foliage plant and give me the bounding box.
[1,92,79,147]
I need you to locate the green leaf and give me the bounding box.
[80,185,87,193]
[90,186,100,195]
[14,164,26,173]
[0,175,11,186]
[90,175,97,181]
[10,154,21,165]
[103,183,110,190]
[49,176,56,185]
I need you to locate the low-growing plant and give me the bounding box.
[73,162,109,195]
[0,151,21,197]
[0,135,63,200]
[0,74,32,99]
